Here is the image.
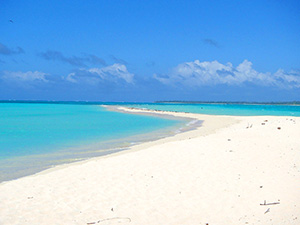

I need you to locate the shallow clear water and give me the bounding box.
[0,103,183,182]
[124,103,300,117]
[2,101,299,182]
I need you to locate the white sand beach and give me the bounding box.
[0,107,299,225]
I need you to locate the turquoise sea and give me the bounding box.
[0,103,184,182]
[124,103,300,117]
[1,102,299,182]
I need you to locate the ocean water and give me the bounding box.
[124,103,300,117]
[0,103,184,182]
[2,101,299,182]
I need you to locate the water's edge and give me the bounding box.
[0,105,202,183]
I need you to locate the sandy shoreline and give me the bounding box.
[0,107,299,224]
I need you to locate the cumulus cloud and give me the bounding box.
[39,50,106,67]
[154,60,300,89]
[0,43,24,55]
[0,71,50,89]
[65,63,134,85]
[1,71,48,82]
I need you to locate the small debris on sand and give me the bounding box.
[264,208,270,214]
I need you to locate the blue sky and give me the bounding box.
[1,0,300,102]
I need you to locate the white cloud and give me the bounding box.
[2,71,48,82]
[273,69,300,88]
[65,72,77,83]
[66,63,134,84]
[154,60,300,88]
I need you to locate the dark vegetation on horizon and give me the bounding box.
[0,100,299,105]
[155,101,300,105]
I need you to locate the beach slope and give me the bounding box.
[0,108,299,225]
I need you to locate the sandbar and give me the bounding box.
[0,107,299,224]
